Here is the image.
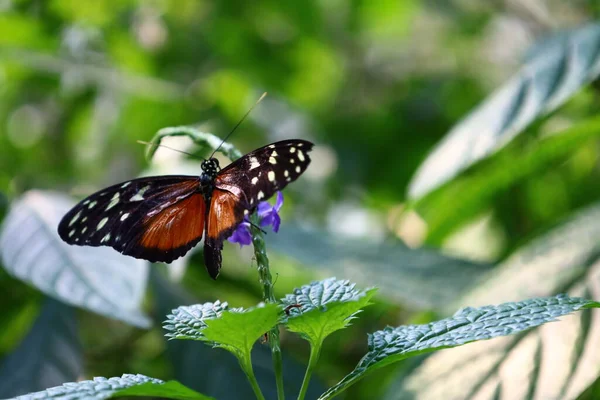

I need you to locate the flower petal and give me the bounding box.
[227,222,252,247]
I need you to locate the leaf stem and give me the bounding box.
[250,213,285,400]
[298,343,321,400]
[239,356,267,400]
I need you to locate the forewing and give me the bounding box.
[58,176,204,263]
[204,188,246,279]
[215,139,313,209]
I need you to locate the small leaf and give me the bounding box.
[0,191,150,327]
[282,278,377,346]
[319,294,600,399]
[165,302,281,358]
[9,374,212,400]
[408,23,600,198]
[269,226,490,309]
[0,299,82,398]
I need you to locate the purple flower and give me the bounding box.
[228,192,284,247]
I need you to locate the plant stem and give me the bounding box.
[250,213,285,400]
[239,357,267,400]
[297,343,321,400]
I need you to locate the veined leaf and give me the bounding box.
[9,374,211,400]
[411,116,600,243]
[386,203,600,400]
[0,299,82,397]
[269,226,491,309]
[151,269,325,400]
[282,278,377,346]
[164,302,281,359]
[320,295,599,399]
[409,23,600,198]
[0,191,150,327]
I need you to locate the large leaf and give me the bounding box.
[151,269,324,400]
[0,191,150,327]
[410,116,600,243]
[408,23,600,198]
[321,295,599,400]
[386,203,600,400]
[9,374,211,400]
[282,278,376,347]
[0,299,82,398]
[268,225,491,309]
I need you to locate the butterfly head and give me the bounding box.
[201,158,220,179]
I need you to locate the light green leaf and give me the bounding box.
[320,295,600,399]
[282,278,376,346]
[164,302,281,358]
[386,202,600,400]
[409,23,600,198]
[410,116,600,242]
[0,299,82,397]
[0,191,150,328]
[269,226,491,309]
[9,374,212,400]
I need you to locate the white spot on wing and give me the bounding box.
[244,209,249,215]
[82,217,87,223]
[120,213,130,221]
[101,233,111,243]
[251,177,259,185]
[290,147,296,153]
[290,159,295,164]
[69,211,82,226]
[82,227,87,234]
[258,191,265,200]
[271,150,278,157]
[269,157,277,164]
[88,201,97,209]
[249,157,260,170]
[69,230,75,237]
[268,171,275,182]
[298,150,305,162]
[106,192,120,210]
[97,217,109,230]
[296,166,301,173]
[130,185,150,201]
[121,182,131,188]
[269,144,276,148]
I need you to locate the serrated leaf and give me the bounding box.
[269,226,491,309]
[408,23,600,198]
[282,278,376,346]
[386,202,600,400]
[165,302,281,359]
[320,295,599,400]
[152,268,326,400]
[0,191,150,328]
[9,374,211,400]
[409,116,600,243]
[0,299,82,398]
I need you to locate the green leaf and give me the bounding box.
[151,269,326,400]
[386,202,600,400]
[408,23,600,198]
[8,374,212,400]
[282,278,377,346]
[0,299,82,397]
[145,126,242,162]
[320,294,600,399]
[165,302,281,358]
[269,225,491,309]
[410,116,600,242]
[0,191,150,328]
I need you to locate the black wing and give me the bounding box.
[203,139,314,277]
[58,175,206,263]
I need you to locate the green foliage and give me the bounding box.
[320,294,600,399]
[10,374,210,400]
[282,278,377,346]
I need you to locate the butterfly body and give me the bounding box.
[58,139,313,278]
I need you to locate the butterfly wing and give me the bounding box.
[58,175,205,263]
[203,139,314,277]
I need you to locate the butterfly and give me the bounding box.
[57,139,313,279]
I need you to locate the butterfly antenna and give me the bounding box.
[137,140,206,160]
[209,92,267,159]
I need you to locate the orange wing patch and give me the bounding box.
[207,189,244,240]
[140,193,206,251]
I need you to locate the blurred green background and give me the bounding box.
[3,1,600,399]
